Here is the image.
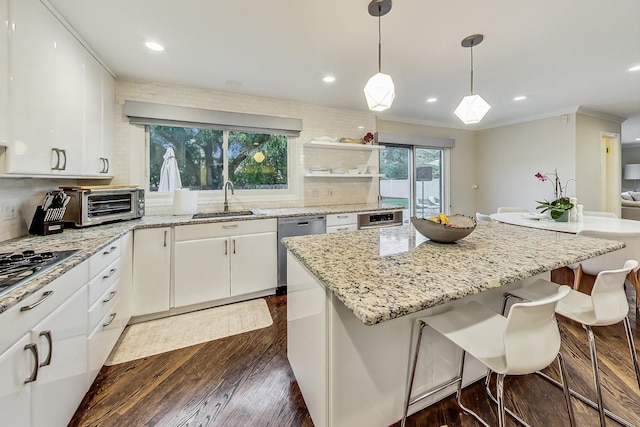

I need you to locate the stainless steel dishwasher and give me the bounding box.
[277,215,326,294]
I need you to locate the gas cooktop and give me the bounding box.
[0,249,80,299]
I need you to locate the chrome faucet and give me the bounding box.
[224,181,235,211]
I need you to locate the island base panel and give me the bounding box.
[287,252,550,426]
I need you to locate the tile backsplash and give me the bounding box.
[0,178,91,242]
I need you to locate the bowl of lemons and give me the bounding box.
[411,213,476,243]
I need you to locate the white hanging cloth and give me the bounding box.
[158,147,182,192]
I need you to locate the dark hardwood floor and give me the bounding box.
[70,288,640,427]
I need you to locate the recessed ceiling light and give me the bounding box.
[145,41,164,51]
[357,126,365,129]
[322,76,336,83]
[629,65,640,72]
[636,137,640,141]
[513,95,528,101]
[425,97,438,103]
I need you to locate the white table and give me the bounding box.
[490,212,640,233]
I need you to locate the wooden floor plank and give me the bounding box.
[71,288,639,427]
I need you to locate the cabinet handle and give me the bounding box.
[24,343,39,384]
[51,148,60,171]
[337,215,349,218]
[297,222,309,227]
[103,246,117,255]
[163,230,167,247]
[103,290,117,303]
[222,224,238,229]
[38,330,53,367]
[337,227,349,231]
[102,268,117,279]
[104,158,110,173]
[59,149,67,171]
[224,240,228,255]
[20,291,54,311]
[103,313,117,327]
[233,239,236,254]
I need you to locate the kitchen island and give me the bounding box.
[283,221,624,427]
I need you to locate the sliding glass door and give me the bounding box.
[415,148,443,218]
[380,145,445,221]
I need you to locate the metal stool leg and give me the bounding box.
[401,319,426,427]
[622,316,640,390]
[585,325,607,427]
[556,353,576,427]
[455,351,490,427]
[496,374,506,427]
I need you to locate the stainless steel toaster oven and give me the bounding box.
[62,187,145,227]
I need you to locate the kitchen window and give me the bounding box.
[149,125,288,192]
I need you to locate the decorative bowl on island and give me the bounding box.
[411,214,477,243]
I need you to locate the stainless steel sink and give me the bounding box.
[192,210,255,219]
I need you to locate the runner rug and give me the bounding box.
[106,298,273,365]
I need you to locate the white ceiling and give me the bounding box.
[47,0,640,134]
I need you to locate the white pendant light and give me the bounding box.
[454,34,491,124]
[364,0,394,112]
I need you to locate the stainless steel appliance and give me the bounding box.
[277,215,326,294]
[357,210,403,229]
[61,187,145,227]
[0,249,80,298]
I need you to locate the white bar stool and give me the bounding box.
[503,260,640,427]
[401,286,574,427]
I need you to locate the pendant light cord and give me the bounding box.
[378,5,382,73]
[469,44,474,95]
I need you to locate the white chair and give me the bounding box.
[496,206,529,213]
[569,230,640,313]
[583,210,618,218]
[401,286,574,427]
[504,260,640,427]
[475,212,494,222]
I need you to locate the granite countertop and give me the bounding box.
[0,203,401,313]
[282,222,625,326]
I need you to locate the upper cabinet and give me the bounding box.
[0,0,8,145]
[7,0,57,174]
[3,0,114,177]
[83,51,114,176]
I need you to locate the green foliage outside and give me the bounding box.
[149,125,288,191]
[380,147,441,180]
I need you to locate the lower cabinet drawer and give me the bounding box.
[88,258,121,306]
[87,299,123,383]
[326,213,357,227]
[88,281,119,332]
[326,224,358,233]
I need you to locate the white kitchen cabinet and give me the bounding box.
[174,236,230,307]
[82,49,103,176]
[118,232,133,325]
[31,286,88,427]
[53,20,84,175]
[326,213,358,233]
[100,69,115,175]
[132,227,171,316]
[7,0,57,174]
[0,0,8,145]
[0,333,33,427]
[173,219,277,308]
[87,233,132,384]
[83,51,114,176]
[230,232,277,296]
[4,0,114,177]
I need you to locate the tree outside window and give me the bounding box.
[149,125,287,192]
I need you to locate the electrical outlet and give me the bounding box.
[3,203,17,220]
[311,189,320,197]
[327,189,334,197]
